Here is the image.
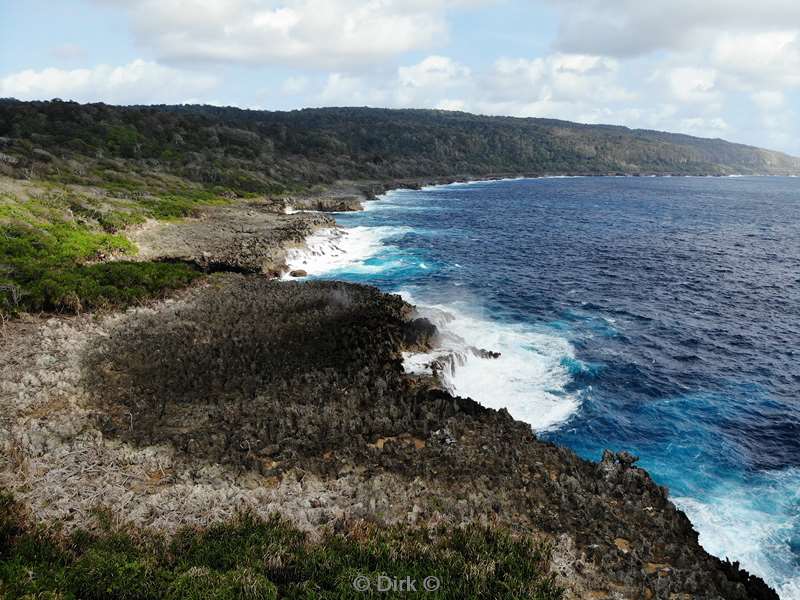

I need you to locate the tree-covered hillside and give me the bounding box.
[1,100,798,195]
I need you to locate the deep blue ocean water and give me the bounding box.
[287,176,800,598]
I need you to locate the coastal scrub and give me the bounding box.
[0,182,213,315]
[0,492,562,600]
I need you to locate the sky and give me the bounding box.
[1,0,799,155]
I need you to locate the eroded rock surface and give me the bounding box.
[285,184,368,212]
[0,276,777,599]
[128,202,334,274]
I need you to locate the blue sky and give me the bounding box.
[2,0,799,155]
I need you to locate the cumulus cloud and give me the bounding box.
[676,116,730,137]
[711,31,800,88]
[544,0,800,98]
[310,51,635,116]
[661,67,720,104]
[0,60,218,104]
[533,0,800,152]
[303,51,763,145]
[319,55,474,107]
[483,54,633,106]
[4,0,798,154]
[94,0,486,69]
[547,0,800,57]
[398,55,471,89]
[751,90,785,111]
[281,75,310,95]
[314,53,637,123]
[436,98,466,111]
[319,73,386,105]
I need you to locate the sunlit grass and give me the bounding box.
[0,493,562,600]
[0,184,215,315]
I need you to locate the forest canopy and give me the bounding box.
[1,99,798,196]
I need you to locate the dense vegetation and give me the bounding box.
[1,100,798,198]
[1,99,798,316]
[0,183,205,315]
[0,492,562,599]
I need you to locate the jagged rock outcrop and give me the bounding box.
[76,275,776,600]
[127,203,334,275]
[285,184,368,212]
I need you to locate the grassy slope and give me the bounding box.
[0,179,223,315]
[0,493,562,600]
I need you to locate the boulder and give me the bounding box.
[402,317,438,351]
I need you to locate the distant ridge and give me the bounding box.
[1,100,798,192]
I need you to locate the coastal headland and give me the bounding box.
[3,101,796,598]
[0,177,779,599]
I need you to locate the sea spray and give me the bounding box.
[282,225,412,279]
[284,176,800,597]
[673,468,800,600]
[399,293,580,431]
[282,217,582,432]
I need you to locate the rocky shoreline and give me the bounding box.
[0,180,780,599]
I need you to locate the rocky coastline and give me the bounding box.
[0,179,780,599]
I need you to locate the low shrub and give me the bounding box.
[0,188,204,315]
[0,493,562,599]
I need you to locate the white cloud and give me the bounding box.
[711,31,800,88]
[398,55,470,89]
[748,90,795,150]
[663,67,719,104]
[95,0,487,69]
[319,55,475,108]
[319,73,387,106]
[0,60,218,104]
[751,90,785,111]
[676,116,730,138]
[305,51,777,151]
[5,0,798,155]
[436,98,466,111]
[311,52,638,127]
[547,0,800,57]
[483,54,633,106]
[535,0,800,153]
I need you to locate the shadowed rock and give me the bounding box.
[80,275,776,600]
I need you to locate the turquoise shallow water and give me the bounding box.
[287,176,800,598]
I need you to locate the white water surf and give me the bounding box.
[283,211,581,432]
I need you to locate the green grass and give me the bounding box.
[0,218,199,314]
[0,493,562,599]
[138,193,230,220]
[18,261,201,313]
[0,184,219,315]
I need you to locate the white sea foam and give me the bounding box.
[674,468,800,599]
[401,293,580,432]
[361,189,445,213]
[361,191,403,212]
[412,175,598,193]
[284,212,580,430]
[282,225,411,278]
[312,179,798,597]
[420,176,529,191]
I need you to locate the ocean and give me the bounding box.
[284,176,800,599]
